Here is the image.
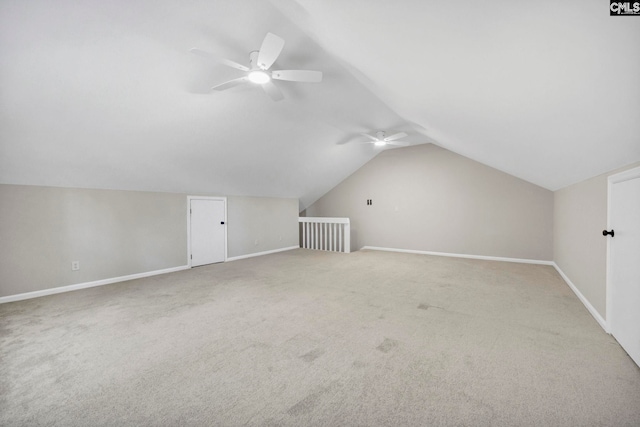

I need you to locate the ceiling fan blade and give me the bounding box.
[211,77,248,91]
[271,70,323,83]
[337,138,370,145]
[360,133,379,142]
[384,132,408,142]
[262,80,284,101]
[190,48,249,72]
[257,33,284,70]
[386,140,411,147]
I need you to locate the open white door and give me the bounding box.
[607,167,640,367]
[190,198,226,267]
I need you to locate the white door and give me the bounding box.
[608,169,640,367]
[190,199,226,267]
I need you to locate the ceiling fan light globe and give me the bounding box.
[374,140,386,147]
[248,70,270,84]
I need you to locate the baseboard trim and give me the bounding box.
[552,262,608,332]
[0,265,190,304]
[2,248,606,336]
[226,246,299,262]
[361,246,554,265]
[2,246,300,303]
[359,246,607,333]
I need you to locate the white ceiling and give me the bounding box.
[1,0,638,209]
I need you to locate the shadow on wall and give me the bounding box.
[298,221,303,248]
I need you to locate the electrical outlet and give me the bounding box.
[279,236,282,241]
[254,239,259,246]
[71,261,80,271]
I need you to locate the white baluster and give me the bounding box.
[344,222,351,253]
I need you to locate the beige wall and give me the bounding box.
[0,185,298,298]
[553,162,640,319]
[306,144,554,260]
[0,185,187,297]
[227,196,299,258]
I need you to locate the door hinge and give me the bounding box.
[190,254,192,259]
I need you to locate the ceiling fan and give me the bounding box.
[190,32,322,101]
[359,131,411,147]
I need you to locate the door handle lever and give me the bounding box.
[602,229,614,237]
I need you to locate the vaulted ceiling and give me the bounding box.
[1,0,638,209]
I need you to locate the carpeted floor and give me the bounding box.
[1,249,639,426]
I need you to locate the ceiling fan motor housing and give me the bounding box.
[249,51,263,70]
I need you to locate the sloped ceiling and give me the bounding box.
[1,0,638,210]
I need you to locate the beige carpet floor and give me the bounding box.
[1,249,639,426]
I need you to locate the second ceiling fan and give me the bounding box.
[191,32,322,101]
[361,131,410,147]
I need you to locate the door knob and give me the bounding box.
[602,229,614,237]
[221,221,225,225]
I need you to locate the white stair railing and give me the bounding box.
[299,217,350,253]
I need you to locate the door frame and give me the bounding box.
[187,196,227,268]
[605,165,640,333]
